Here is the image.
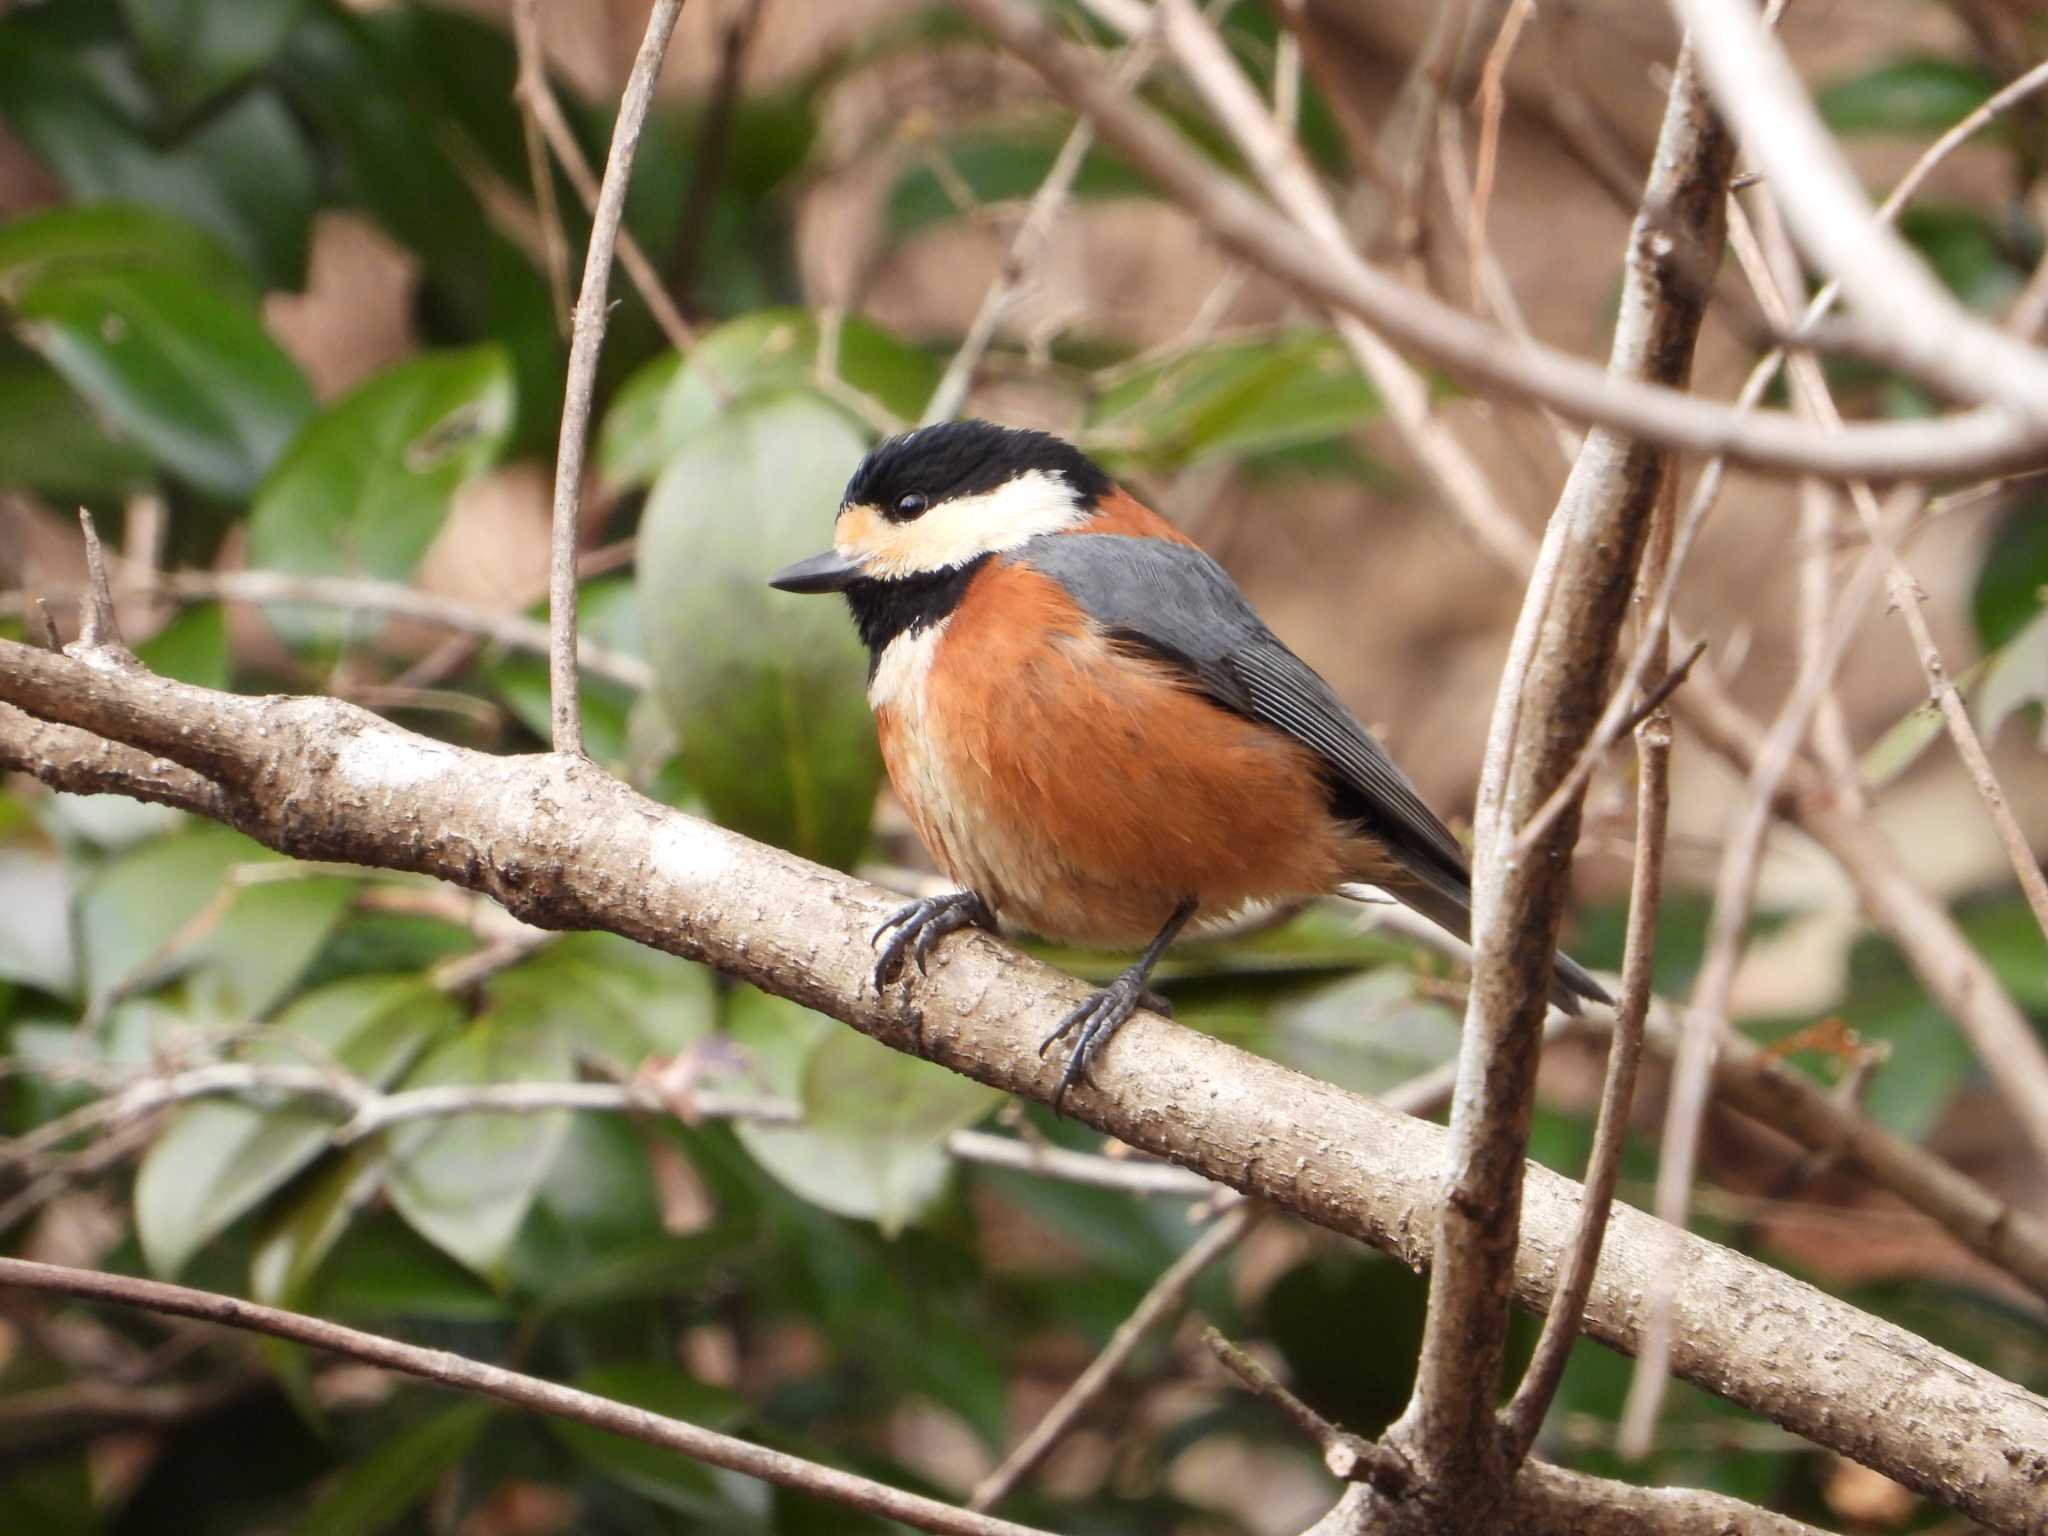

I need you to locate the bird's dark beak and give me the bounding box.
[768,549,862,594]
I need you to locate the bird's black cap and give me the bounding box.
[843,420,1112,515]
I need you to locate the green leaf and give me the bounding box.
[730,988,999,1234]
[639,392,884,868]
[483,577,645,766]
[75,824,254,1010]
[0,14,316,288]
[1898,204,2023,311]
[0,847,75,997]
[0,339,154,499]
[1265,968,1462,1098]
[599,310,938,490]
[886,126,1152,237]
[497,930,715,1069]
[13,267,313,500]
[273,7,561,445]
[550,1364,760,1521]
[1087,331,1379,472]
[1976,604,2048,750]
[135,976,456,1277]
[386,988,574,1282]
[251,1145,386,1308]
[183,872,358,1027]
[1974,496,2048,648]
[1819,56,1996,136]
[1858,654,1990,789]
[117,0,308,117]
[0,203,256,301]
[247,346,515,647]
[135,604,230,690]
[297,1401,494,1536]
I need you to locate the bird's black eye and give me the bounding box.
[891,491,928,520]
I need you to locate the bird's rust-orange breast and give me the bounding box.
[879,559,1364,946]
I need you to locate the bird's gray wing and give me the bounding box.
[1013,533,1475,904]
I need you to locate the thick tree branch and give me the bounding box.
[946,0,2047,482]
[2,651,2045,1532]
[1393,41,1735,1525]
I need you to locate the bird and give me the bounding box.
[769,419,1609,1105]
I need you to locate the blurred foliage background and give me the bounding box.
[1,1,2046,1532]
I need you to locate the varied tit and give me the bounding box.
[770,419,1609,1104]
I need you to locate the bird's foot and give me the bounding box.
[1039,972,1173,1112]
[872,890,994,992]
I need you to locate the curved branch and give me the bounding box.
[1,644,2044,1533]
[0,1257,1053,1536]
[945,0,2047,481]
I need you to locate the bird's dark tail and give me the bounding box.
[1350,874,1612,1016]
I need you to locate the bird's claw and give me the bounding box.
[871,891,993,992]
[1039,976,1173,1112]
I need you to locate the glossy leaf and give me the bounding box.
[0,203,255,300]
[134,976,456,1277]
[247,346,515,647]
[386,984,574,1282]
[1088,331,1380,472]
[600,309,938,489]
[135,603,230,689]
[183,872,358,1027]
[1898,204,2023,312]
[730,988,999,1234]
[75,823,257,1010]
[550,1364,759,1520]
[1818,56,1995,136]
[118,0,307,116]
[297,1401,494,1536]
[638,391,883,868]
[13,267,313,500]
[886,126,1152,236]
[1975,604,2048,750]
[1265,968,1462,1098]
[496,930,715,1069]
[0,340,154,498]
[0,16,316,287]
[1973,494,2048,649]
[484,577,646,767]
[0,847,75,997]
[251,1145,387,1308]
[273,5,562,444]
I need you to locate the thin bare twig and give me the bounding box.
[1466,0,1534,307]
[6,567,651,692]
[510,0,703,357]
[924,22,1164,427]
[1501,475,1678,1463]
[1135,0,1534,571]
[548,0,686,755]
[1203,1326,1412,1493]
[969,1200,1257,1510]
[509,0,574,331]
[673,0,768,310]
[953,0,2048,481]
[1671,0,2048,416]
[1513,51,2048,859]
[0,1258,1055,1536]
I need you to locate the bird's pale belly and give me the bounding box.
[869,611,1378,948]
